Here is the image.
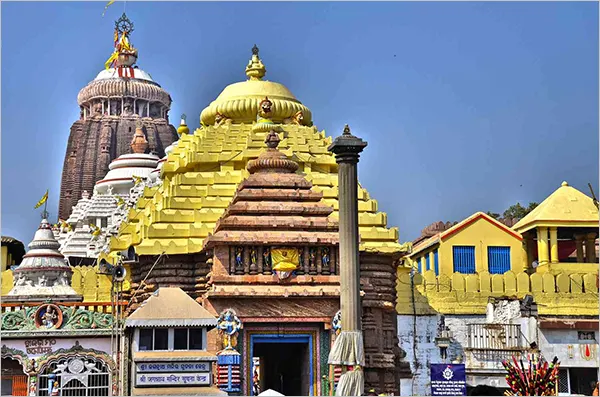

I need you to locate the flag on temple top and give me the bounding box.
[102,0,116,17]
[34,190,49,209]
[113,28,119,48]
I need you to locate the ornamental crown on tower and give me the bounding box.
[105,13,139,71]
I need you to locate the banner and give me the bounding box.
[430,364,466,396]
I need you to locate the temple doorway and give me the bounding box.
[251,335,312,396]
[1,357,27,396]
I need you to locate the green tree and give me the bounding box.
[486,211,500,220]
[502,202,539,220]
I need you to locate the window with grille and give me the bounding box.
[174,328,204,350]
[425,255,430,271]
[558,368,569,394]
[434,250,439,276]
[417,257,422,273]
[453,246,476,273]
[488,246,511,274]
[37,357,110,396]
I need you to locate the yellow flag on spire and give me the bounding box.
[102,0,116,17]
[34,190,49,209]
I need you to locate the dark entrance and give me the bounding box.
[253,341,310,396]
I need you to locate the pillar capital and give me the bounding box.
[575,233,585,242]
[327,125,368,164]
[586,232,598,240]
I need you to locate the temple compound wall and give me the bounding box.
[396,268,599,395]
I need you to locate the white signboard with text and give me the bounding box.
[136,362,210,373]
[135,373,210,386]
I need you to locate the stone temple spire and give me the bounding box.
[130,121,149,153]
[6,219,82,302]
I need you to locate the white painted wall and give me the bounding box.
[539,329,599,368]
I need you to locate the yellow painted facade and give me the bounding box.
[1,265,131,303]
[408,212,525,275]
[398,182,599,317]
[109,51,402,256]
[396,267,599,316]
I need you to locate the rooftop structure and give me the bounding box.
[109,46,403,256]
[58,13,178,220]
[5,219,82,302]
[56,124,160,260]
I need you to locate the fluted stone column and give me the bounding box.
[327,125,367,396]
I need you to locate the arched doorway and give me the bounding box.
[37,356,111,396]
[1,357,28,396]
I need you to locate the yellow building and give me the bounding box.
[1,236,24,272]
[408,212,525,276]
[513,181,599,275]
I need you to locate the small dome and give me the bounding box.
[200,46,312,126]
[95,153,160,195]
[177,114,190,135]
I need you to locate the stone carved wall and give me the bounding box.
[59,117,177,219]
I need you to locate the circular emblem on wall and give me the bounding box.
[34,304,63,329]
[68,358,85,374]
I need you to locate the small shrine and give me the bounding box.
[124,288,223,396]
[1,219,117,396]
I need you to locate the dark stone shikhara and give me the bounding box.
[58,18,177,220]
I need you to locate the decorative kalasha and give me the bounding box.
[217,309,242,350]
[502,354,560,396]
[34,304,63,329]
[216,309,243,394]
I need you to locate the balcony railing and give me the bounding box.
[466,323,526,351]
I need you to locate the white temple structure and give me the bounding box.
[55,122,167,260]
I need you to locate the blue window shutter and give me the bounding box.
[425,255,430,271]
[452,246,476,273]
[417,257,422,273]
[434,250,439,276]
[488,246,511,274]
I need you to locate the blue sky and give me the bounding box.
[1,1,598,246]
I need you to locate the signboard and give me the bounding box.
[431,364,466,396]
[24,339,56,355]
[135,373,210,386]
[136,362,210,373]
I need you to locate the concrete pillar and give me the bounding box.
[575,234,585,263]
[585,232,597,263]
[537,227,549,266]
[549,227,559,263]
[429,251,435,272]
[328,124,367,332]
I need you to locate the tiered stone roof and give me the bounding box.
[203,131,338,249]
[109,48,402,256]
[6,219,81,302]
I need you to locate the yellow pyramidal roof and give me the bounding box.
[513,181,599,233]
[109,48,402,256]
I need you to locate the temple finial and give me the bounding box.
[245,44,266,81]
[265,130,280,149]
[177,114,190,135]
[343,124,351,135]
